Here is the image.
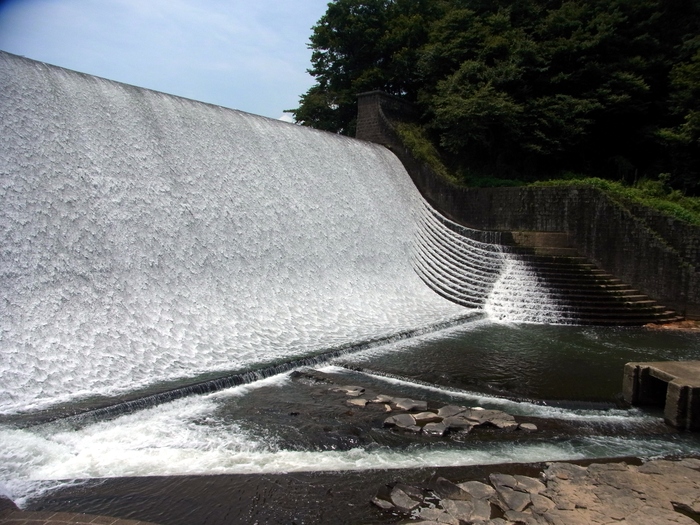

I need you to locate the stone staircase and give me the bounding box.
[413,203,682,325]
[508,246,683,326]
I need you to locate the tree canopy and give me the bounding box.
[290,0,700,192]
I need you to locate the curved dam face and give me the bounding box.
[0,52,469,415]
[0,52,557,417]
[6,54,700,515]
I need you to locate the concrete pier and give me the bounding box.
[623,361,700,430]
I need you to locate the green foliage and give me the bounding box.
[532,176,700,225]
[293,0,700,191]
[288,0,441,135]
[458,172,523,187]
[395,123,456,182]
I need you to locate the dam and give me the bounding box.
[1,52,700,518]
[0,51,556,418]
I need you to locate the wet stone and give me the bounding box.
[519,423,538,432]
[441,498,475,520]
[390,486,420,512]
[422,421,448,437]
[457,480,496,500]
[394,398,428,411]
[431,476,473,501]
[469,409,518,428]
[413,411,442,424]
[494,486,532,513]
[679,458,700,469]
[416,507,460,524]
[371,496,394,510]
[332,385,365,396]
[384,413,420,432]
[346,398,368,407]
[514,475,546,495]
[490,473,518,490]
[394,483,424,502]
[530,493,556,514]
[437,405,468,418]
[443,415,475,431]
[375,459,700,525]
[505,509,542,523]
[545,462,588,482]
[471,498,493,521]
[371,394,395,404]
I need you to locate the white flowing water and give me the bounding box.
[0,52,484,416]
[484,258,562,323]
[2,362,697,507]
[3,53,689,508]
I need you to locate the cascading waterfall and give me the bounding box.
[0,52,458,416]
[0,51,552,418]
[412,202,561,323]
[1,52,696,509]
[484,257,563,323]
[412,202,504,308]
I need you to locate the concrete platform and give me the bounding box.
[623,361,700,430]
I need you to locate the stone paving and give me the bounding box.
[373,457,700,524]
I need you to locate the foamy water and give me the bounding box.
[484,258,562,323]
[2,368,695,507]
[4,53,667,509]
[0,53,478,415]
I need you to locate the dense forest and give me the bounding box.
[290,0,700,193]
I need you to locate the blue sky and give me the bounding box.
[0,0,330,120]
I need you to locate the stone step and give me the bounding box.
[414,216,681,326]
[543,286,640,297]
[554,290,652,300]
[556,311,682,323]
[528,266,611,276]
[515,248,681,326]
[552,304,669,316]
[552,300,661,310]
[519,247,581,257]
[531,275,625,287]
[509,253,591,265]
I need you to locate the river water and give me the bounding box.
[3,319,699,511]
[1,52,699,520]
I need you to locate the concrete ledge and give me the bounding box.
[623,361,700,430]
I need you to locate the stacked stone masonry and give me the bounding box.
[356,92,700,319]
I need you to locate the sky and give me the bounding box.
[0,0,330,121]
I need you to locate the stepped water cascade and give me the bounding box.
[0,51,552,419]
[1,52,699,513]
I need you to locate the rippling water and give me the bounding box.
[3,321,700,508]
[2,53,699,514]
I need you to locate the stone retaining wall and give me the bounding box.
[356,92,700,318]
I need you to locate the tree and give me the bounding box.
[293,0,700,189]
[423,0,696,180]
[289,0,440,135]
[659,42,700,190]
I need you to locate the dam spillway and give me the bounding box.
[0,51,556,417]
[3,53,700,514]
